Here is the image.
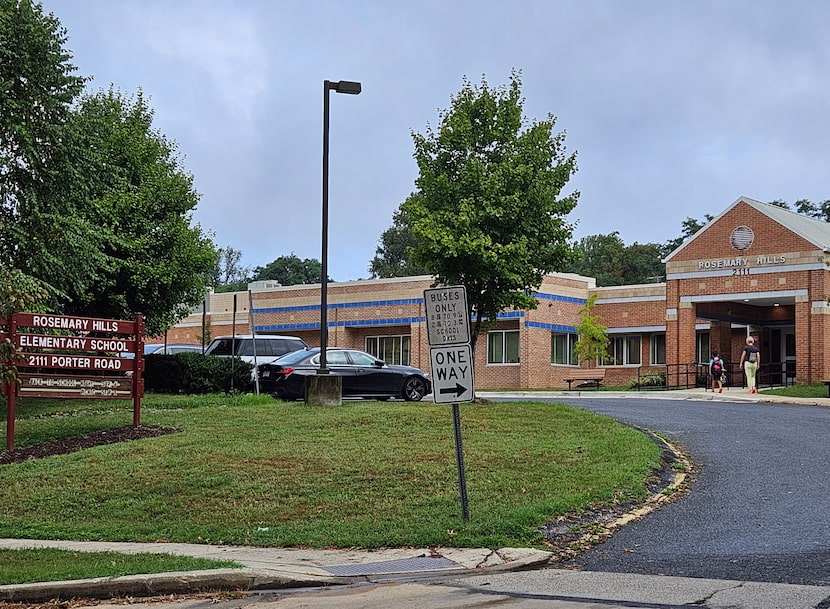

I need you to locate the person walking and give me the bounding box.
[709,351,724,393]
[739,336,760,394]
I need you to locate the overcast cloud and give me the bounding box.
[45,0,830,281]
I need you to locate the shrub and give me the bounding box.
[143,353,253,394]
[629,370,666,390]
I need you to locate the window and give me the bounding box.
[366,335,411,365]
[348,350,378,366]
[487,330,520,364]
[696,332,710,364]
[551,332,579,365]
[601,335,641,366]
[626,335,641,365]
[650,334,666,365]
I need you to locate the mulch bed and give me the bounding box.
[0,425,179,465]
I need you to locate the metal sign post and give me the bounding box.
[424,286,474,521]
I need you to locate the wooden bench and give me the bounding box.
[564,369,606,390]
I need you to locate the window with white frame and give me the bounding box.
[650,334,666,365]
[601,334,642,366]
[365,335,411,365]
[487,330,520,364]
[551,332,579,365]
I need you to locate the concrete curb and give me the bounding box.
[0,546,555,602]
[0,568,355,602]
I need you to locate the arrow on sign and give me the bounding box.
[439,383,468,398]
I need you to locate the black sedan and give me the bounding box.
[258,347,431,401]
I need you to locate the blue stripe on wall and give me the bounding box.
[255,297,423,315]
[256,317,426,332]
[534,292,587,304]
[525,321,577,333]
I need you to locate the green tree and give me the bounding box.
[58,88,217,335]
[624,242,665,284]
[369,201,428,278]
[403,71,578,352]
[573,293,609,365]
[1,2,217,336]
[0,0,97,297]
[791,198,830,221]
[254,254,323,286]
[568,233,664,286]
[0,268,50,386]
[211,246,251,290]
[569,233,627,286]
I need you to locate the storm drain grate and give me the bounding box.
[322,556,464,576]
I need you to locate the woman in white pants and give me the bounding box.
[739,336,760,394]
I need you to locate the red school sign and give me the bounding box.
[1,312,145,452]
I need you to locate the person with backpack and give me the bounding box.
[709,350,725,393]
[739,336,761,394]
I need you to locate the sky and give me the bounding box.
[43,0,830,282]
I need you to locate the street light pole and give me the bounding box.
[320,79,361,374]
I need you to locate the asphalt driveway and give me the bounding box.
[502,395,830,586]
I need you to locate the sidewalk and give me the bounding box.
[0,539,551,601]
[2,538,828,609]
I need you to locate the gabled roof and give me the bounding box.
[663,195,830,262]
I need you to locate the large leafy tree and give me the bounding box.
[403,71,579,351]
[254,254,323,287]
[60,89,217,335]
[1,1,218,336]
[369,202,428,278]
[0,0,97,295]
[567,233,664,286]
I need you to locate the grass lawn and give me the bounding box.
[1,393,662,567]
[761,383,829,399]
[0,547,241,585]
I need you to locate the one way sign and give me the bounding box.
[429,345,475,404]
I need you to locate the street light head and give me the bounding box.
[332,80,361,95]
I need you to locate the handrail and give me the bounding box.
[636,360,797,392]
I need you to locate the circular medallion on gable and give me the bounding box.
[730,225,754,251]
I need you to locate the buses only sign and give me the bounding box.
[424,286,469,346]
[424,286,474,405]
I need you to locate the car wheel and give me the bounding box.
[402,377,427,402]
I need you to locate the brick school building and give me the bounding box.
[163,196,830,390]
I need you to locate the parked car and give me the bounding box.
[205,334,307,362]
[258,347,431,402]
[144,343,203,355]
[204,334,308,384]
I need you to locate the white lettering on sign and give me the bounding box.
[92,357,122,370]
[424,287,470,346]
[25,354,123,370]
[429,344,475,404]
[92,319,120,332]
[698,255,787,270]
[31,315,89,331]
[50,355,91,368]
[19,335,85,350]
[433,348,470,381]
[88,338,127,351]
